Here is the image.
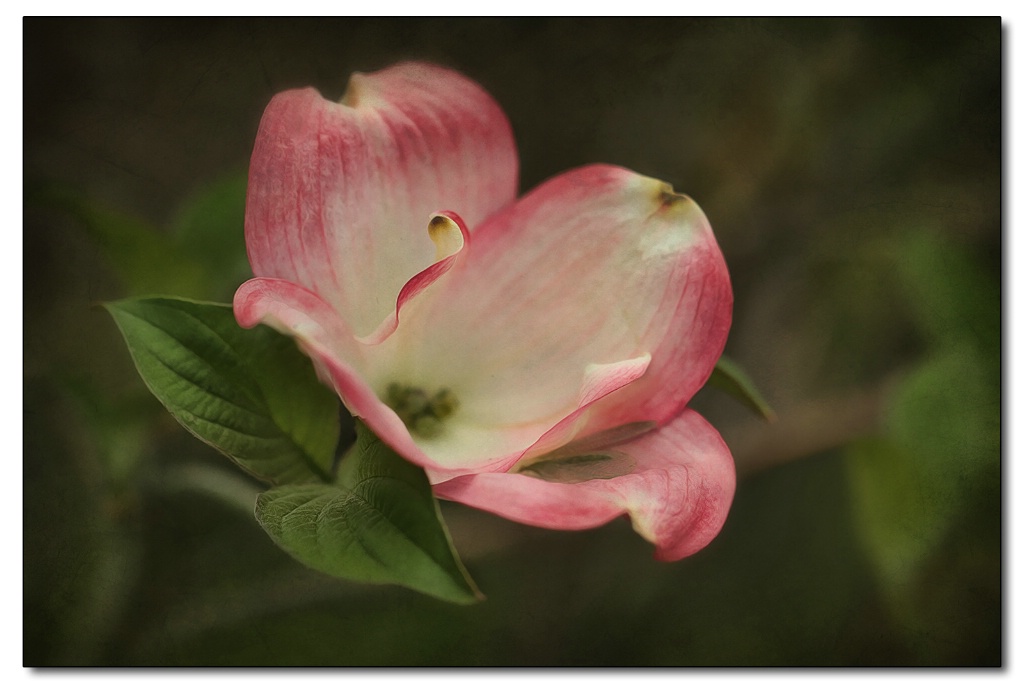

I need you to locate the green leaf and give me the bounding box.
[707,355,777,421]
[105,297,339,485]
[256,422,482,605]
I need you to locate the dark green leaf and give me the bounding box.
[707,356,777,421]
[106,297,339,485]
[256,422,481,604]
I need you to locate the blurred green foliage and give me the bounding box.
[844,229,999,662]
[24,18,1000,665]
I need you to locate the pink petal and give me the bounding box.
[392,164,732,445]
[433,409,735,561]
[244,62,517,339]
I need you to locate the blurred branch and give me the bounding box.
[152,462,263,515]
[730,374,902,478]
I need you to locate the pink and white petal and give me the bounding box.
[421,354,651,484]
[245,62,518,338]
[395,163,731,436]
[434,409,735,561]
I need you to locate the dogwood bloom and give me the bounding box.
[234,62,734,560]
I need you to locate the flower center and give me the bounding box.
[383,382,459,439]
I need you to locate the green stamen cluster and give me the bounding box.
[384,383,459,438]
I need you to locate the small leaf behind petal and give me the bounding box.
[546,421,657,457]
[519,451,637,484]
[256,422,482,605]
[515,421,652,484]
[707,355,777,422]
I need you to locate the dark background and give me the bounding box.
[24,17,1001,665]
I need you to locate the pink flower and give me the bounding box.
[234,62,734,561]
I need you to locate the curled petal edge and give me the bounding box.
[356,211,470,346]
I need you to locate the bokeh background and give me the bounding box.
[24,17,1001,666]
